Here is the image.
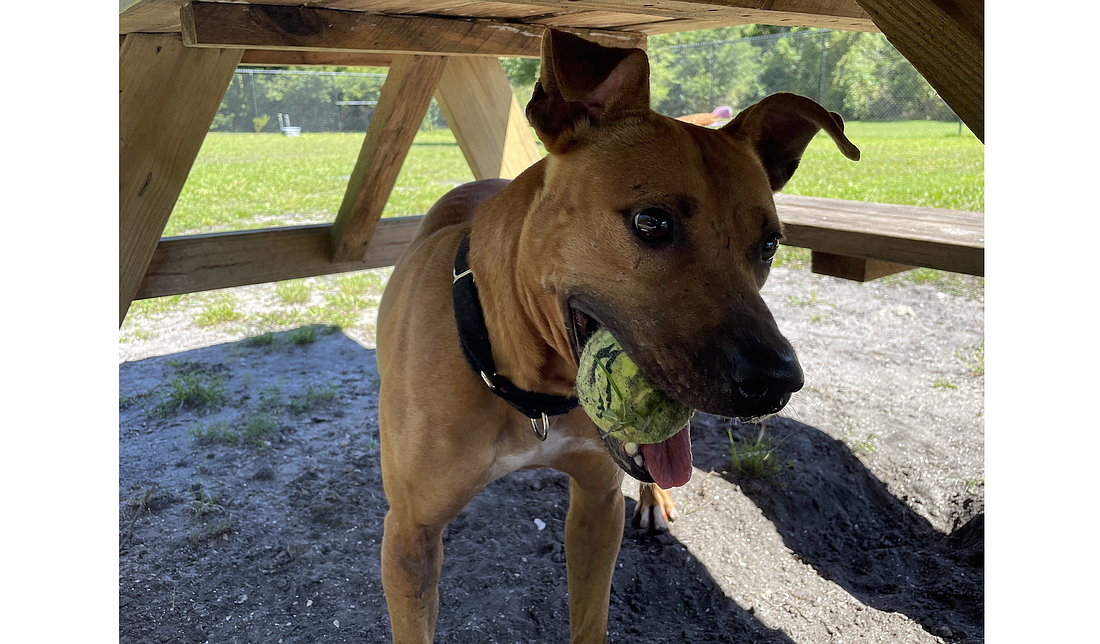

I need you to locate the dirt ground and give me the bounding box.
[118,261,984,644]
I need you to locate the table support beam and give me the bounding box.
[119,33,242,325]
[436,57,541,181]
[330,54,448,263]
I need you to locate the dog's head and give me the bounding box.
[517,30,858,481]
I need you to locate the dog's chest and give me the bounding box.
[486,428,605,483]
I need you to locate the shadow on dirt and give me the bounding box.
[690,414,985,643]
[119,333,799,644]
[442,467,799,644]
[119,331,981,643]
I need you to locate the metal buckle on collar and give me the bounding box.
[531,413,549,441]
[453,267,473,284]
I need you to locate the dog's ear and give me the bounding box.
[722,93,860,191]
[525,29,650,152]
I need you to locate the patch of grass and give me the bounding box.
[128,294,191,317]
[881,269,984,301]
[956,340,985,377]
[788,289,835,307]
[194,295,245,327]
[772,246,811,270]
[244,331,275,347]
[189,411,278,448]
[154,368,229,417]
[189,420,236,445]
[289,326,318,344]
[257,383,283,411]
[336,271,386,296]
[186,486,234,545]
[275,279,311,304]
[949,474,985,495]
[845,425,879,454]
[119,327,156,343]
[240,411,278,447]
[933,377,958,390]
[289,383,340,415]
[727,428,792,478]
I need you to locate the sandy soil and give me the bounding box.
[119,262,984,643]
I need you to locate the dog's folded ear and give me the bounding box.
[526,29,650,152]
[722,93,860,192]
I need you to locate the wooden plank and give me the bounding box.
[330,54,448,262]
[119,33,243,325]
[181,2,647,58]
[435,57,542,181]
[774,195,984,276]
[135,217,423,299]
[240,49,394,67]
[122,0,877,35]
[503,0,875,31]
[854,0,983,141]
[810,251,914,281]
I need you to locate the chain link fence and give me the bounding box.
[211,69,389,134]
[210,29,968,138]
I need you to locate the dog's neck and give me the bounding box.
[468,165,578,400]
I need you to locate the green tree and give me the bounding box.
[648,26,764,117]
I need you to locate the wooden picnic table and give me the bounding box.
[119,0,984,325]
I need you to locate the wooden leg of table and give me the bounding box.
[811,251,914,282]
[119,34,242,326]
[330,55,449,263]
[435,57,540,181]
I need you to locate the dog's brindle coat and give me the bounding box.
[376,29,859,643]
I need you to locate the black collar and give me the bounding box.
[452,233,578,439]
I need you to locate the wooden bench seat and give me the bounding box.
[774,193,984,281]
[136,193,984,300]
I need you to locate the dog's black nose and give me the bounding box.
[731,345,803,414]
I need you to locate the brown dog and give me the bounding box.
[376,29,859,643]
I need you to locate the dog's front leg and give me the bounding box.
[381,512,446,644]
[565,470,625,644]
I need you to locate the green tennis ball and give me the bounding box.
[576,327,694,444]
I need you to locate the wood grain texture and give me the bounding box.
[775,194,984,276]
[329,55,448,263]
[435,57,541,181]
[854,0,983,141]
[240,49,394,67]
[181,2,647,58]
[135,217,423,299]
[119,33,243,325]
[122,0,877,35]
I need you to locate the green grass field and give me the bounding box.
[169,121,983,237]
[784,121,984,212]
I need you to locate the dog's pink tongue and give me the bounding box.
[640,423,693,489]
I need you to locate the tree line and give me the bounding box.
[212,27,956,133]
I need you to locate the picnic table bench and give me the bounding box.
[119,0,984,323]
[134,194,983,300]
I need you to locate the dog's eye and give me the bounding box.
[632,208,673,242]
[761,233,781,262]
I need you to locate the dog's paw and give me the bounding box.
[634,483,678,532]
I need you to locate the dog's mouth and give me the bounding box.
[567,299,694,488]
[597,422,693,488]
